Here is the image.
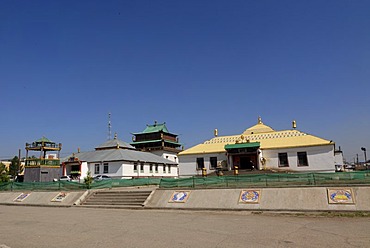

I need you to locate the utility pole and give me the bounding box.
[108,112,112,140]
[361,147,367,163]
[17,149,21,178]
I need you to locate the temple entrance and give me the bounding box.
[240,156,256,170]
[225,142,260,171]
[233,155,258,170]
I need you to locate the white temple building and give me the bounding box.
[178,117,340,176]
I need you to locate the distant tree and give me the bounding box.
[9,156,20,179]
[0,162,9,182]
[84,171,93,189]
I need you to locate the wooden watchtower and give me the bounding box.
[24,137,62,182]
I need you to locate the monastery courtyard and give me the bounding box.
[1,206,369,248]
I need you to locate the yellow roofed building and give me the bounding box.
[178,117,339,176]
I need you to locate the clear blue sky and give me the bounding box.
[1,0,369,163]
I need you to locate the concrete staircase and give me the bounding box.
[82,190,153,208]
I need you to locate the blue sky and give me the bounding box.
[1,0,369,163]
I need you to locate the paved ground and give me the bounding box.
[1,206,370,248]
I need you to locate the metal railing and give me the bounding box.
[25,159,60,167]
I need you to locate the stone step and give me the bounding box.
[84,201,144,206]
[85,198,147,202]
[90,195,150,199]
[94,192,152,196]
[82,190,153,207]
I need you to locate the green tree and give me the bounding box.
[0,162,10,182]
[9,156,20,179]
[84,171,93,189]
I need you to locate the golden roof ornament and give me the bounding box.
[258,116,263,124]
[292,120,297,129]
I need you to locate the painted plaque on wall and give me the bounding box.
[327,188,355,204]
[14,193,30,202]
[169,191,191,203]
[51,192,69,202]
[239,190,261,204]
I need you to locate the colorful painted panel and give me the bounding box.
[239,190,261,204]
[51,192,69,202]
[14,193,30,202]
[169,191,191,203]
[327,188,355,204]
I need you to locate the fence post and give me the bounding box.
[265,174,268,187]
[192,177,195,188]
[312,173,316,185]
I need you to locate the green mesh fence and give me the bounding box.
[1,171,370,191]
[0,177,161,191]
[159,171,370,189]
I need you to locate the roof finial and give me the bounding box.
[258,116,263,124]
[292,120,297,129]
[214,128,218,137]
[114,132,118,139]
[154,120,157,126]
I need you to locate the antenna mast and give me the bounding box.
[108,112,112,140]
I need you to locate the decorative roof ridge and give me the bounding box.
[35,136,53,143]
[132,121,179,135]
[95,138,136,150]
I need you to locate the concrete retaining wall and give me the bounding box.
[0,191,87,207]
[1,186,369,212]
[145,186,370,212]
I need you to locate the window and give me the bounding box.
[133,163,138,172]
[210,157,217,169]
[94,164,100,174]
[297,152,309,166]
[167,165,171,174]
[103,163,109,173]
[196,157,205,170]
[140,162,144,172]
[163,165,166,173]
[278,153,289,167]
[155,165,158,173]
[150,164,153,173]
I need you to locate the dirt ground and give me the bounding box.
[1,206,370,248]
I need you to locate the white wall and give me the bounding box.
[87,161,124,178]
[334,151,344,165]
[86,161,179,178]
[150,150,179,163]
[80,162,89,179]
[178,153,227,176]
[179,145,335,175]
[262,145,335,172]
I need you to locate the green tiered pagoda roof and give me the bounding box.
[131,121,181,152]
[132,122,175,135]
